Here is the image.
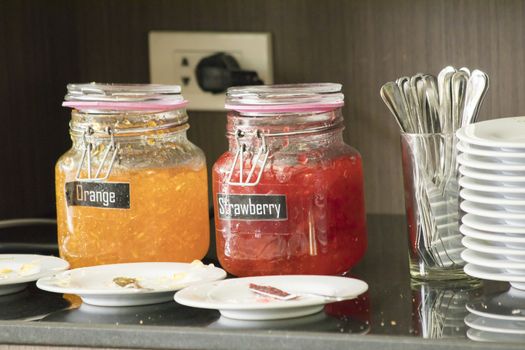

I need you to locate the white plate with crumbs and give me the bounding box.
[174,275,368,320]
[0,254,69,296]
[36,261,226,306]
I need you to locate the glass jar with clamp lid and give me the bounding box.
[213,83,367,276]
[56,83,210,268]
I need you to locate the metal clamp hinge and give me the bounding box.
[75,127,120,181]
[224,129,270,187]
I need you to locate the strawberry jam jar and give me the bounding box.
[213,83,367,276]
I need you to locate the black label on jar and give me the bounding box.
[217,194,287,221]
[65,181,130,209]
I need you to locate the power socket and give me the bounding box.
[149,31,273,111]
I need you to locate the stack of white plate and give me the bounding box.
[457,116,525,290]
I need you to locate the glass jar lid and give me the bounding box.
[225,83,344,113]
[63,83,187,111]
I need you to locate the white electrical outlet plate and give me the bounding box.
[149,31,273,111]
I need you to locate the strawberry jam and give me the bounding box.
[213,84,367,277]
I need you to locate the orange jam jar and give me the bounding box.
[56,84,210,268]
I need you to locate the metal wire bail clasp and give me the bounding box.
[225,129,270,186]
[75,127,120,181]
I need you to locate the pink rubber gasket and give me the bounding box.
[62,100,188,111]
[225,102,344,113]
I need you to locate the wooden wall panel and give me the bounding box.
[1,0,524,221]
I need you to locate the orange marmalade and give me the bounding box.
[57,83,210,268]
[56,164,209,268]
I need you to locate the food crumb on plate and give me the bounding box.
[173,272,187,281]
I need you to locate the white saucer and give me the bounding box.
[462,152,525,166]
[459,166,525,182]
[464,264,525,290]
[460,225,525,244]
[457,153,525,171]
[37,262,226,307]
[174,275,368,320]
[457,116,525,149]
[458,141,525,158]
[461,249,525,270]
[458,153,525,171]
[467,328,525,343]
[460,201,525,220]
[465,313,525,334]
[462,237,525,256]
[0,255,69,296]
[459,177,525,194]
[460,189,525,206]
[462,214,525,234]
[458,141,525,152]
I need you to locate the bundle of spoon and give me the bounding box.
[380,66,489,134]
[381,66,490,273]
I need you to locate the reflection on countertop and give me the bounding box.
[0,215,523,348]
[465,287,525,343]
[0,285,69,321]
[410,279,483,339]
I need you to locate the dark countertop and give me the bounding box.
[0,215,522,350]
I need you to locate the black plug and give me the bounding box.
[196,52,263,94]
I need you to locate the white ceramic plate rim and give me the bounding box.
[462,214,525,234]
[460,189,525,206]
[460,225,525,243]
[460,201,525,220]
[458,153,525,171]
[457,117,525,148]
[464,263,525,282]
[0,254,69,286]
[36,262,226,295]
[459,177,525,194]
[462,250,525,269]
[458,141,525,158]
[459,166,525,182]
[174,275,368,311]
[462,237,525,256]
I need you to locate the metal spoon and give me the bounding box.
[380,82,411,132]
[423,75,440,133]
[439,68,456,134]
[402,78,418,132]
[459,67,471,76]
[451,71,469,131]
[410,73,427,133]
[437,66,456,106]
[463,70,489,126]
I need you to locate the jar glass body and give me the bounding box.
[212,108,367,276]
[56,108,210,268]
